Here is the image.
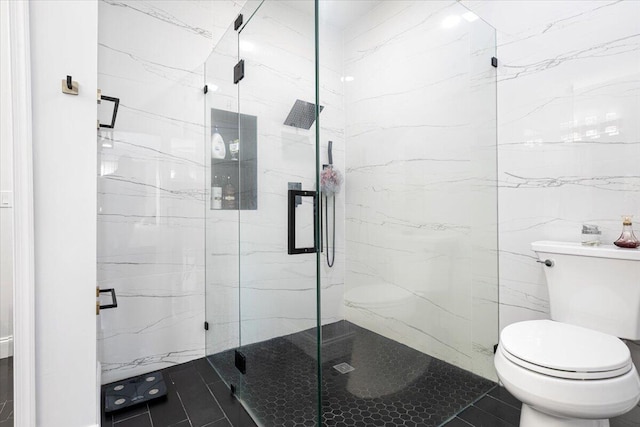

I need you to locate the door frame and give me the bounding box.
[6,1,37,425]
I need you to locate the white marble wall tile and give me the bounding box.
[97,0,242,383]
[343,0,498,380]
[98,128,207,383]
[204,0,346,354]
[100,0,242,67]
[463,0,640,332]
[201,0,639,386]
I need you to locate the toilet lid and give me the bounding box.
[500,320,632,380]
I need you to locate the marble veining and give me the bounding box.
[95,0,640,391]
[97,0,221,384]
[480,0,640,339]
[99,43,203,85]
[345,302,473,360]
[500,34,640,82]
[204,0,346,356]
[102,0,213,39]
[343,0,498,381]
[101,348,204,375]
[500,173,640,191]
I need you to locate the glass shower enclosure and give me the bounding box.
[204,1,498,425]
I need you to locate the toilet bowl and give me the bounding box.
[495,320,640,426]
[494,241,640,426]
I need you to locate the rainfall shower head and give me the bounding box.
[284,99,324,129]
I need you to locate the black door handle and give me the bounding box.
[99,288,118,309]
[288,189,317,255]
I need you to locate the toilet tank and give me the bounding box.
[532,241,640,340]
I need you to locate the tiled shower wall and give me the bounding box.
[97,0,242,384]
[98,0,347,380]
[340,0,640,380]
[98,0,640,385]
[204,1,347,355]
[462,0,640,331]
[342,1,499,380]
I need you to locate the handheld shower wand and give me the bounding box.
[320,141,341,268]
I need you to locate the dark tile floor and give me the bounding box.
[444,385,640,427]
[0,357,13,426]
[101,358,257,427]
[210,321,495,426]
[102,330,640,427]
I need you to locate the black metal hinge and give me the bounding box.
[235,349,247,374]
[493,343,498,353]
[204,321,209,331]
[491,57,498,68]
[234,14,243,31]
[203,85,208,94]
[234,60,245,84]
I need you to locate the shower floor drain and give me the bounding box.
[333,362,355,374]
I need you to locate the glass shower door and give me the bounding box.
[237,1,320,423]
[205,1,321,425]
[318,1,498,425]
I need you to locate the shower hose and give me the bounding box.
[325,193,336,267]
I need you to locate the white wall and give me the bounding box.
[0,0,14,359]
[30,1,98,425]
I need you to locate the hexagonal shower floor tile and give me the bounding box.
[209,321,495,427]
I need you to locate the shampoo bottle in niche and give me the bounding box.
[223,176,237,209]
[211,128,226,159]
[614,215,640,248]
[211,175,222,210]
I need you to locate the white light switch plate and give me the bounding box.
[0,191,13,208]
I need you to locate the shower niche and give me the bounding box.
[210,107,257,210]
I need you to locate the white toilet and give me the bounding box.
[495,241,640,427]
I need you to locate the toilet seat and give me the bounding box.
[495,345,640,422]
[500,320,632,380]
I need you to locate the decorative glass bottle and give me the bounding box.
[614,215,640,248]
[223,176,237,210]
[211,175,222,210]
[229,139,240,161]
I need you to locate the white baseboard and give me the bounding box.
[0,335,13,359]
